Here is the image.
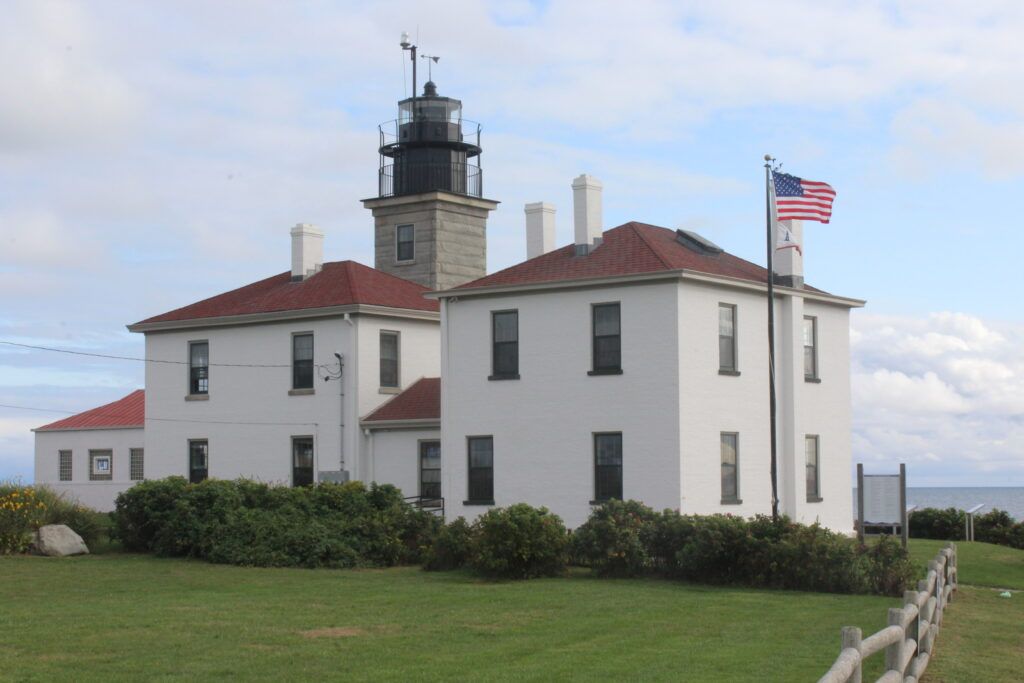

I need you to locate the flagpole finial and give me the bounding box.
[764,154,773,162]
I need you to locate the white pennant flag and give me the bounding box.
[776,225,802,255]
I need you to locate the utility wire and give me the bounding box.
[0,402,318,427]
[0,341,335,370]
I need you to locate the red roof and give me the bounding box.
[134,260,438,327]
[35,390,145,432]
[363,378,440,423]
[454,222,825,293]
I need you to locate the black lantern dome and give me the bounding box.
[377,81,483,198]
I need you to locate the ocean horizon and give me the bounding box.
[851,486,1024,522]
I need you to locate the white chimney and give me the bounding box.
[290,223,324,281]
[773,219,804,288]
[572,174,603,255]
[524,202,556,259]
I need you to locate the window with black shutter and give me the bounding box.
[292,333,314,389]
[593,433,623,502]
[590,303,621,374]
[490,310,519,379]
[466,437,493,503]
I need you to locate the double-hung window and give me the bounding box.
[58,450,72,481]
[491,310,519,379]
[803,316,819,381]
[420,441,441,501]
[189,341,209,395]
[396,224,415,262]
[380,331,399,388]
[130,448,144,481]
[466,437,494,503]
[189,440,209,483]
[591,303,621,374]
[720,433,739,503]
[292,437,314,487]
[593,433,623,502]
[806,435,821,501]
[719,304,738,373]
[292,333,314,390]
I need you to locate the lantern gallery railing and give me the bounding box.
[379,162,482,198]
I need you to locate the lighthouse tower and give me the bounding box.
[362,70,499,291]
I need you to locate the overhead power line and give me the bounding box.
[0,340,334,370]
[0,402,318,427]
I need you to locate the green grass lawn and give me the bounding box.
[0,552,894,682]
[911,540,1024,683]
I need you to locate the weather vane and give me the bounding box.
[421,54,440,81]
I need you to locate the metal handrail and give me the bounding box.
[379,162,482,199]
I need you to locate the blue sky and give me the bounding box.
[2,0,1022,486]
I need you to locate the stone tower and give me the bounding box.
[362,80,498,291]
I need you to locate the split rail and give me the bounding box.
[817,543,957,683]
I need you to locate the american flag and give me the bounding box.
[772,172,836,223]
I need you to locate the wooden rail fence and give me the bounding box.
[818,543,957,683]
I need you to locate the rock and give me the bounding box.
[32,525,89,557]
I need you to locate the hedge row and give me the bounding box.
[424,499,915,596]
[910,507,1024,549]
[111,478,439,569]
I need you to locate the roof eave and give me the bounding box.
[360,417,440,430]
[128,303,440,333]
[33,424,145,433]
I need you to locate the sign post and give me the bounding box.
[856,463,908,549]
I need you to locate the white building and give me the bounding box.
[32,79,862,531]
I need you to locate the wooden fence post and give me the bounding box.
[842,626,863,683]
[884,607,904,673]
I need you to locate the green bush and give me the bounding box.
[908,507,966,541]
[0,482,107,552]
[570,500,658,577]
[860,534,916,597]
[470,504,569,579]
[973,509,1024,549]
[764,521,864,593]
[110,477,438,569]
[111,477,189,551]
[422,517,474,571]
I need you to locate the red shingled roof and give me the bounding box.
[134,260,438,327]
[35,390,145,432]
[363,377,440,423]
[454,222,825,293]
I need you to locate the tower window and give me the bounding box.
[396,224,415,262]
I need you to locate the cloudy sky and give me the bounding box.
[2,0,1022,486]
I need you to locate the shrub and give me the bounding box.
[206,508,361,569]
[570,500,657,577]
[765,522,865,593]
[973,509,1022,549]
[860,534,916,597]
[672,513,758,585]
[908,507,965,541]
[646,510,697,576]
[111,477,189,551]
[422,517,474,571]
[470,504,569,579]
[0,484,48,554]
[152,479,245,557]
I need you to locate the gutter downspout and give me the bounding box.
[342,312,355,480]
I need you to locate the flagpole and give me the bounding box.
[764,155,780,522]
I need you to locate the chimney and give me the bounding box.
[524,202,556,259]
[290,223,324,281]
[773,219,804,288]
[572,174,603,255]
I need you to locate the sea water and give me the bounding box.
[852,487,1024,521]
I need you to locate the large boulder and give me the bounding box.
[32,525,90,557]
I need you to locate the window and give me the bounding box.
[396,224,414,262]
[292,437,314,487]
[380,331,399,388]
[803,316,818,380]
[721,433,739,503]
[130,448,144,481]
[420,441,441,501]
[806,435,821,501]
[490,310,519,379]
[591,303,621,374]
[719,304,738,373]
[594,433,623,502]
[189,341,209,395]
[58,450,72,482]
[89,450,113,481]
[189,440,208,483]
[292,333,314,389]
[466,437,494,503]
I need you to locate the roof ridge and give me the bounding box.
[628,222,674,270]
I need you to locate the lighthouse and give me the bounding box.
[362,40,499,291]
